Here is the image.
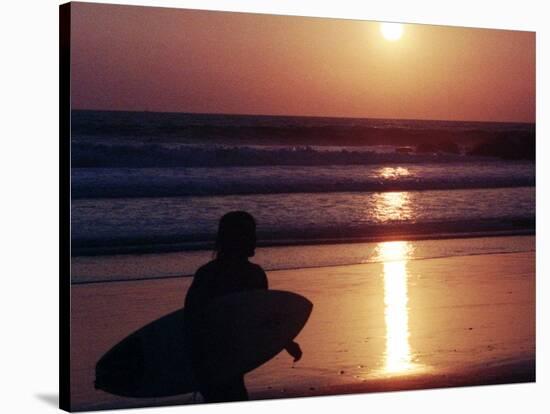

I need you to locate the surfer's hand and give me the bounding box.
[285,341,302,362]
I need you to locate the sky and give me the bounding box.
[70,2,535,122]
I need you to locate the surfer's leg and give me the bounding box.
[229,375,248,401]
[198,386,219,403]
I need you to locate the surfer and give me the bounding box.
[184,211,303,403]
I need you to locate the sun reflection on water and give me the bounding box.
[378,166,411,179]
[372,191,412,222]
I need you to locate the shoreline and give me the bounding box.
[71,225,535,257]
[71,234,535,284]
[72,245,535,286]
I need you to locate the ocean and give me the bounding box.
[70,110,535,282]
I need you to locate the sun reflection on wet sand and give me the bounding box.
[375,241,424,374]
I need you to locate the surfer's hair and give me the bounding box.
[215,211,257,259]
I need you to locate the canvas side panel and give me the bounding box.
[59,2,71,412]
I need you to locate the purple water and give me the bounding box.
[70,111,535,259]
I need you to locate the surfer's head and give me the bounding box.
[215,211,257,260]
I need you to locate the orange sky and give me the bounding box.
[71,2,535,122]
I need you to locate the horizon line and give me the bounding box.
[70,108,535,125]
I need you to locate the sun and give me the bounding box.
[380,22,404,41]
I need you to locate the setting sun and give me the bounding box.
[380,22,404,41]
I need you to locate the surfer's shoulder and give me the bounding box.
[194,260,219,277]
[246,261,268,288]
[247,261,265,274]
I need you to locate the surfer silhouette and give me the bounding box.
[184,211,302,403]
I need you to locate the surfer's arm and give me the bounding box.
[260,270,268,290]
[250,264,268,290]
[184,266,211,310]
[284,341,303,362]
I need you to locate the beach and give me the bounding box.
[70,236,535,411]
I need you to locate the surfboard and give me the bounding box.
[95,290,313,398]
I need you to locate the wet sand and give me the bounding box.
[70,242,535,411]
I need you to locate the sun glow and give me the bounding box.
[380,22,404,41]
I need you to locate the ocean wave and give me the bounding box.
[71,142,482,168]
[71,175,534,199]
[71,162,535,199]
